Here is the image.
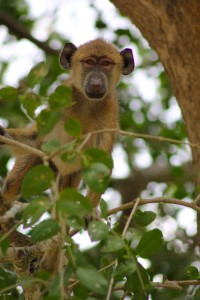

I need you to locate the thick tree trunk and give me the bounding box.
[111,0,200,239]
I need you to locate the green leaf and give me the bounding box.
[83,162,110,193]
[100,198,108,218]
[125,263,149,294]
[66,216,85,229]
[0,235,10,254]
[0,86,18,101]
[69,297,83,300]
[21,92,40,118]
[60,149,78,164]
[56,188,92,218]
[49,85,72,110]
[0,267,17,289]
[134,210,156,226]
[73,283,88,298]
[34,270,51,281]
[114,260,137,281]
[135,229,163,258]
[41,140,61,154]
[43,291,60,300]
[26,61,48,88]
[76,266,108,295]
[43,297,60,300]
[22,165,54,198]
[36,109,61,136]
[18,276,36,288]
[47,273,61,297]
[82,148,113,193]
[186,266,200,279]
[23,196,50,227]
[88,221,109,241]
[132,292,149,300]
[83,148,113,169]
[65,118,82,138]
[194,288,200,300]
[101,235,125,252]
[44,269,73,298]
[31,219,59,242]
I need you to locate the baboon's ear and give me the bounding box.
[120,48,135,75]
[60,43,77,69]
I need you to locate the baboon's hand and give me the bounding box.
[0,125,6,136]
[0,126,11,144]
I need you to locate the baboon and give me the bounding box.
[0,38,134,211]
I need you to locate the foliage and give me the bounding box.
[0,1,198,299]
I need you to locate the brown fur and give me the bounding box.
[1,38,134,210]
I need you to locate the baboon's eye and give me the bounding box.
[84,58,96,67]
[101,59,113,68]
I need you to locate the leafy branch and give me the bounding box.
[108,197,200,214]
[0,126,198,165]
[1,192,199,297]
[0,123,199,298]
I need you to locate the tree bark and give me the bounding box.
[111,0,200,240]
[111,0,200,176]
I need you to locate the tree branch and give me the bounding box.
[114,279,200,292]
[108,197,200,215]
[79,128,200,150]
[0,10,59,55]
[111,0,200,245]
[0,134,46,159]
[153,279,200,290]
[106,198,141,300]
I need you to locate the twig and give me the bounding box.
[113,279,200,292]
[41,126,197,172]
[153,279,200,290]
[50,172,66,298]
[0,283,19,295]
[69,197,199,236]
[47,139,77,161]
[46,127,200,171]
[105,280,115,300]
[57,211,67,298]
[0,135,46,160]
[58,221,66,300]
[122,198,141,238]
[122,198,147,294]
[108,197,200,215]
[106,199,141,300]
[1,127,197,171]
[118,129,198,149]
[72,127,200,150]
[77,132,92,151]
